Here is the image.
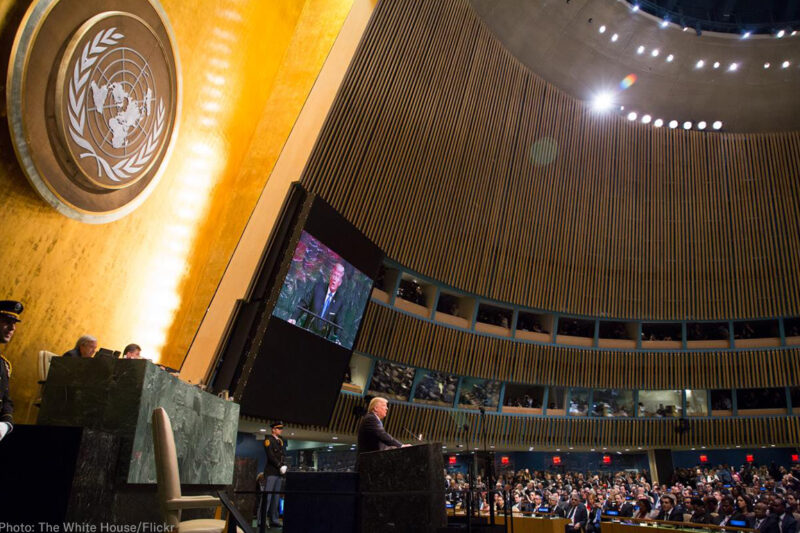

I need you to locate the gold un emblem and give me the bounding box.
[7,0,180,222]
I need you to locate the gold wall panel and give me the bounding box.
[322,394,800,449]
[0,0,354,422]
[299,0,800,321]
[356,302,796,390]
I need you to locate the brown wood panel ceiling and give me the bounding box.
[300,0,800,320]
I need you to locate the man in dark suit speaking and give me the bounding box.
[357,397,407,454]
[289,262,345,340]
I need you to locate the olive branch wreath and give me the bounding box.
[67,27,165,182]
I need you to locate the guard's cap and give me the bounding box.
[271,421,284,429]
[0,300,23,323]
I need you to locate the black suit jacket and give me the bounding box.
[565,504,588,529]
[657,508,684,522]
[356,412,402,454]
[755,515,780,533]
[780,513,798,533]
[292,282,344,336]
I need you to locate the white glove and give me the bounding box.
[0,422,10,441]
[280,465,288,475]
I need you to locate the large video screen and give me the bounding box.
[272,231,373,350]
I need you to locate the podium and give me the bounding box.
[358,442,446,533]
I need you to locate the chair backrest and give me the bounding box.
[38,351,58,381]
[152,407,182,526]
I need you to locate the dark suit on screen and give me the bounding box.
[356,412,402,454]
[291,282,344,338]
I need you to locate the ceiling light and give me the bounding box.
[611,33,619,42]
[697,121,707,130]
[682,26,689,32]
[669,120,678,129]
[764,62,771,69]
[666,54,674,62]
[782,60,790,68]
[713,61,720,69]
[683,121,692,130]
[696,59,705,68]
[599,25,606,34]
[637,45,645,54]
[660,20,669,28]
[651,49,659,57]
[641,114,651,124]
[793,31,798,36]
[592,92,614,111]
[777,30,785,38]
[728,63,738,71]
[632,4,639,12]
[712,121,722,130]
[742,31,751,39]
[259,428,267,432]
[627,112,637,121]
[654,118,663,127]
[332,436,338,440]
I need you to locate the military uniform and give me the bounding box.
[261,421,286,527]
[0,300,23,437]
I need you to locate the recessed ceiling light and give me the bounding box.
[682,26,689,32]
[660,20,669,28]
[611,33,619,42]
[696,59,705,68]
[683,121,692,130]
[728,63,738,71]
[712,121,722,130]
[637,45,645,54]
[632,4,639,12]
[669,120,678,129]
[764,62,771,69]
[666,54,674,62]
[627,112,637,121]
[332,436,338,440]
[592,92,614,111]
[651,49,659,57]
[654,118,664,127]
[777,29,786,38]
[782,60,790,68]
[697,121,707,130]
[641,114,651,124]
[713,61,720,69]
[599,25,606,34]
[742,31,751,39]
[259,428,267,432]
[793,31,798,36]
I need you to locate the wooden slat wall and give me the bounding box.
[299,0,800,320]
[356,303,795,390]
[318,394,800,449]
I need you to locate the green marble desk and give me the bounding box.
[39,357,239,485]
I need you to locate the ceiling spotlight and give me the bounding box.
[742,31,751,39]
[669,120,678,129]
[682,26,689,32]
[697,121,707,130]
[777,30,785,38]
[683,121,692,129]
[627,112,637,121]
[712,121,722,130]
[651,49,659,57]
[637,45,645,54]
[764,62,771,69]
[641,114,652,124]
[782,60,790,68]
[660,20,669,28]
[696,59,705,68]
[713,61,720,69]
[793,31,798,36]
[632,4,639,12]
[666,54,674,62]
[599,25,606,34]
[592,92,614,111]
[728,63,738,71]
[654,118,664,127]
[611,33,619,42]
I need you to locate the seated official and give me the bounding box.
[356,396,406,454]
[63,335,98,358]
[564,495,588,533]
[656,494,684,522]
[689,497,713,524]
[123,343,142,359]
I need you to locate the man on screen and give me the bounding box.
[289,262,345,340]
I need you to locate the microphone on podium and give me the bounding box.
[402,427,423,441]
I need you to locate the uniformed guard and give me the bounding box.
[0,300,23,442]
[260,420,287,529]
